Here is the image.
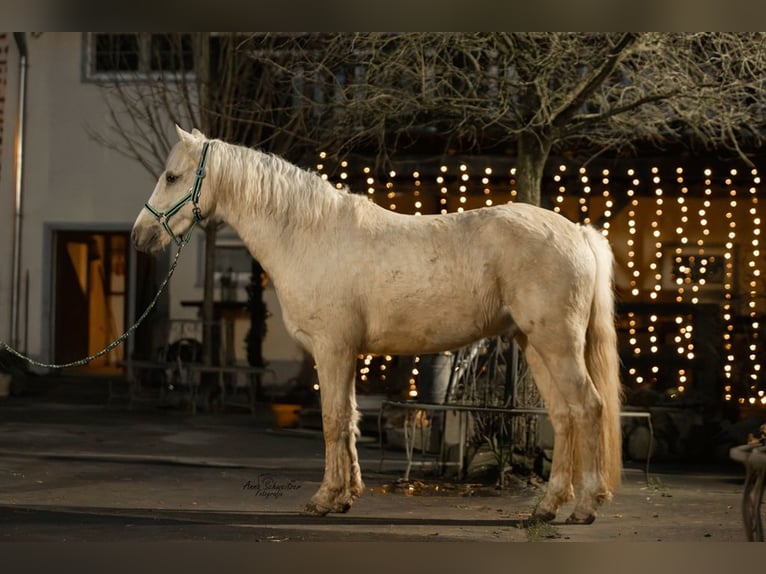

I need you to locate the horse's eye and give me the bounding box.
[165,173,178,184]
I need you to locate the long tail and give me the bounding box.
[582,226,623,496]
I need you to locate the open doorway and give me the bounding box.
[53,231,130,373]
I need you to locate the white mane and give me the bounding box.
[212,141,352,228]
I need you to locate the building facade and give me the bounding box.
[0,33,304,381]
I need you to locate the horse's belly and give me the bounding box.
[363,299,513,355]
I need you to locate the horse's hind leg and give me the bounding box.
[524,345,576,522]
[532,343,607,524]
[304,348,364,516]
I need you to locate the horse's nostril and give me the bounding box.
[131,228,140,247]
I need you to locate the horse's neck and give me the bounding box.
[214,144,339,279]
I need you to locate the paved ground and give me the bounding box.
[0,377,753,543]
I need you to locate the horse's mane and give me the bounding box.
[213,140,350,228]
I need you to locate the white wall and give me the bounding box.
[0,36,18,345]
[0,33,303,375]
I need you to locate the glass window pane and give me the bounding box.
[93,33,140,72]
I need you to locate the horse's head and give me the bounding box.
[132,125,214,253]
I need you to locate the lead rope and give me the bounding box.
[0,241,186,370]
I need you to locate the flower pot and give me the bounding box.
[271,403,302,428]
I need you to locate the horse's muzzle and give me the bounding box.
[131,225,162,254]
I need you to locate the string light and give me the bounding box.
[600,168,613,237]
[509,167,518,203]
[579,166,590,224]
[723,172,737,402]
[645,167,664,385]
[457,163,469,212]
[746,169,764,405]
[552,164,566,214]
[437,165,449,214]
[673,168,689,304]
[408,356,420,398]
[483,166,494,207]
[413,170,422,216]
[626,167,640,298]
[315,152,764,408]
[364,166,375,198]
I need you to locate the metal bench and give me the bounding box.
[378,400,653,482]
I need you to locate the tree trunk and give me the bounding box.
[195,35,217,367]
[202,224,216,366]
[246,257,267,400]
[515,130,551,207]
[510,129,551,475]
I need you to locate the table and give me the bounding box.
[116,359,274,414]
[378,400,653,482]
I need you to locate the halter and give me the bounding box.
[144,140,212,246]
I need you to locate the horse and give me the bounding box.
[132,126,623,524]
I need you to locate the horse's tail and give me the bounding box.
[582,226,623,497]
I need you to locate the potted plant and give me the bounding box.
[270,373,319,429]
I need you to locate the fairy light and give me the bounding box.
[600,168,613,237]
[646,166,665,384]
[746,169,763,404]
[674,168,689,304]
[626,168,640,298]
[363,166,375,198]
[690,171,714,306]
[385,168,398,211]
[666,167,696,395]
[579,166,590,224]
[649,166,664,303]
[335,159,349,190]
[319,155,765,409]
[723,172,738,402]
[627,311,643,387]
[437,166,449,214]
[483,166,494,207]
[413,169,422,216]
[457,163,469,212]
[509,167,518,203]
[408,355,421,398]
[316,151,329,181]
[553,165,566,214]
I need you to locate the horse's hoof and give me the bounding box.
[302,502,331,516]
[565,512,596,525]
[531,509,557,523]
[331,500,352,514]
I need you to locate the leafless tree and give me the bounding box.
[89,33,318,364]
[250,32,766,205]
[92,32,766,373]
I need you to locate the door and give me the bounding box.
[53,231,130,372]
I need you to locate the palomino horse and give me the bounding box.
[132,126,622,524]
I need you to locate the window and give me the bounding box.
[83,33,194,81]
[196,232,255,290]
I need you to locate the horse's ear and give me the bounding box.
[175,124,194,144]
[191,128,206,138]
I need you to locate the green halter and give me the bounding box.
[144,140,211,246]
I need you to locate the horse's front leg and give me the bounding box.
[304,349,364,516]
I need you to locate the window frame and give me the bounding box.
[82,32,195,83]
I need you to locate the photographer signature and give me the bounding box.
[242,474,302,499]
